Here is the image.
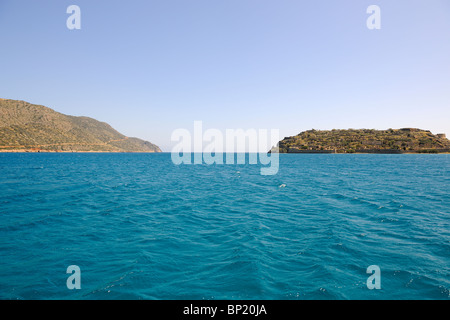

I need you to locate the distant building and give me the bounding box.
[437,133,446,139]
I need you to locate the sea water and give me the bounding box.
[0,153,448,299]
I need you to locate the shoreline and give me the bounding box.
[0,150,448,154]
[0,150,161,153]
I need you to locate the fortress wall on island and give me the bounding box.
[354,149,403,154]
[278,128,450,154]
[285,148,450,154]
[288,148,336,153]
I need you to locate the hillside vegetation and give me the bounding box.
[0,99,161,152]
[277,128,450,153]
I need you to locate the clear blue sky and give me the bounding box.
[1,0,449,151]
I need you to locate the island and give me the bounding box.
[274,128,450,154]
[0,99,161,152]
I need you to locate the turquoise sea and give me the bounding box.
[0,153,448,299]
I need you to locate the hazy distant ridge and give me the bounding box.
[0,99,161,152]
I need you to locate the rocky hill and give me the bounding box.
[276,128,450,153]
[0,99,161,152]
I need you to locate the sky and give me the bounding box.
[0,0,449,151]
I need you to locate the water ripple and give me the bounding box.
[0,153,448,299]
